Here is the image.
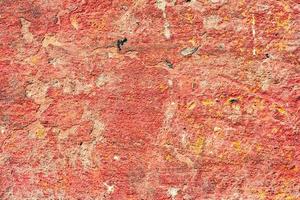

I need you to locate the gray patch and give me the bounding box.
[180,46,199,57]
[165,60,173,69]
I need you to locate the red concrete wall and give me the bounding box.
[0,0,299,199]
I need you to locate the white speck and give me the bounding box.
[95,74,110,87]
[183,194,192,200]
[181,132,188,146]
[0,126,5,134]
[256,4,269,11]
[167,79,173,87]
[200,80,208,88]
[168,187,179,199]
[164,22,171,39]
[113,155,120,161]
[104,183,115,194]
[108,52,114,58]
[156,0,166,11]
[213,126,222,132]
[209,0,227,5]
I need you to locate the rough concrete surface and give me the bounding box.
[0,0,300,199]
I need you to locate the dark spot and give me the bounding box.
[289,165,296,170]
[53,16,58,24]
[192,82,197,89]
[165,59,173,69]
[229,98,239,104]
[273,79,280,84]
[265,53,270,58]
[117,38,128,51]
[186,0,192,2]
[79,142,83,146]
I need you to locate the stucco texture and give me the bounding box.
[0,0,299,199]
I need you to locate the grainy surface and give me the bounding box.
[0,0,300,199]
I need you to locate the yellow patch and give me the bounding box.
[275,13,290,31]
[187,101,197,110]
[233,141,242,152]
[165,154,173,161]
[258,190,266,200]
[70,15,79,30]
[271,127,278,133]
[36,129,45,139]
[223,15,230,21]
[25,55,39,65]
[255,144,262,152]
[202,99,215,106]
[185,13,194,24]
[276,41,287,51]
[249,86,260,93]
[188,37,196,46]
[159,83,168,92]
[275,193,296,200]
[192,136,205,155]
[277,107,287,115]
[292,165,299,173]
[285,195,296,200]
[90,19,105,30]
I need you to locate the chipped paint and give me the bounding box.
[156,0,172,39]
[42,35,62,47]
[20,18,34,43]
[202,99,215,106]
[192,136,205,155]
[204,15,222,30]
[167,187,179,199]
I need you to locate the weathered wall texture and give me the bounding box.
[0,0,299,199]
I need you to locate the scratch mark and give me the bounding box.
[252,14,256,56]
[156,0,172,39]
